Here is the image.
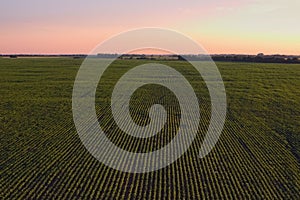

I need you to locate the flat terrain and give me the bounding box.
[0,58,299,199]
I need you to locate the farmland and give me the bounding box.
[0,57,300,199]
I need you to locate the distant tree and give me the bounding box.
[257,53,264,57]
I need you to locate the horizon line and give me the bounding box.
[1,53,300,56]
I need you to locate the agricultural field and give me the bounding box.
[0,57,299,199]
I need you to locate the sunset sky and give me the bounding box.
[1,0,299,55]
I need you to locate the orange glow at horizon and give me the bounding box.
[128,48,173,55]
[1,1,299,55]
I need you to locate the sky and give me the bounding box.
[1,0,299,55]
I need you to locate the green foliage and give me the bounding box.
[0,58,299,199]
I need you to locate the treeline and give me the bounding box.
[210,54,300,64]
[119,54,300,63]
[1,53,300,63]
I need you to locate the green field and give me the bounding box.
[0,57,299,199]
